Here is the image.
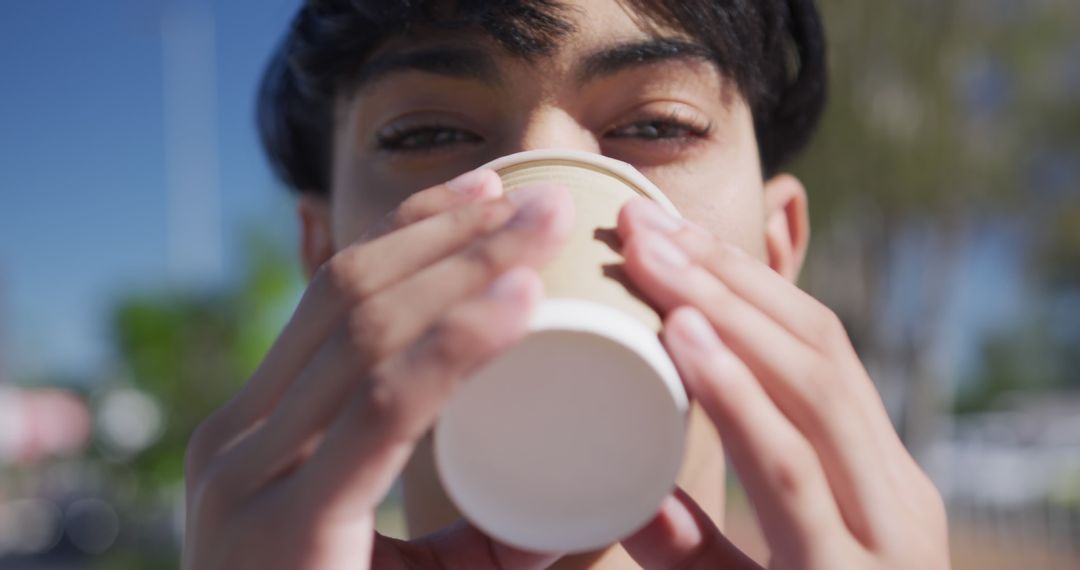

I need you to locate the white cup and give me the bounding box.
[433,150,689,553]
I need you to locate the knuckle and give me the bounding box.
[392,186,444,227]
[708,239,738,270]
[415,312,504,383]
[424,321,473,369]
[806,356,845,409]
[319,249,374,303]
[703,277,739,313]
[705,357,750,405]
[795,358,854,441]
[351,313,507,442]
[346,302,393,360]
[813,306,849,348]
[389,202,416,229]
[358,376,413,440]
[464,242,507,280]
[472,199,514,230]
[763,439,816,501]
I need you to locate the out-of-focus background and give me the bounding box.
[0,0,1077,568]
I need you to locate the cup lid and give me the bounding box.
[482,149,681,217]
[434,298,688,553]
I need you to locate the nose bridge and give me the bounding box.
[498,106,599,156]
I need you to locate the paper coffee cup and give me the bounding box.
[433,150,689,553]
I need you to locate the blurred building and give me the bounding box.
[926,392,1080,566]
[0,389,91,466]
[929,393,1080,509]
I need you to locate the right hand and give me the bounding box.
[181,169,574,569]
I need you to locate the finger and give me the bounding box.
[185,185,515,479]
[622,230,825,430]
[622,487,759,570]
[284,267,543,523]
[210,186,572,489]
[619,199,895,436]
[663,307,853,564]
[326,193,519,303]
[619,199,829,350]
[623,229,899,546]
[366,168,503,239]
[374,521,561,570]
[357,184,572,358]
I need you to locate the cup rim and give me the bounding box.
[481,149,682,218]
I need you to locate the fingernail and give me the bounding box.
[446,168,500,197]
[507,185,560,228]
[484,267,535,302]
[676,308,722,353]
[632,200,682,234]
[641,234,690,269]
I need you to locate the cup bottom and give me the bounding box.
[434,298,687,553]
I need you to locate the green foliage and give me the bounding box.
[800,1,1080,225]
[94,548,177,570]
[1040,199,1080,288]
[107,232,301,496]
[954,327,1061,414]
[953,305,1080,414]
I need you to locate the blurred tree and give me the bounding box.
[953,323,1064,414]
[796,0,1080,457]
[1040,198,1080,288]
[87,230,299,569]
[106,231,300,494]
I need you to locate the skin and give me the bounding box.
[183,0,950,568]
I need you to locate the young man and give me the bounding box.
[182,1,950,568]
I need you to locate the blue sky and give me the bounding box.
[0,0,299,381]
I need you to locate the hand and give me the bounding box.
[614,199,950,569]
[182,169,574,570]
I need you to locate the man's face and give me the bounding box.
[315,0,808,276]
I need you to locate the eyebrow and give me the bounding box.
[354,46,500,90]
[353,37,714,92]
[576,38,715,84]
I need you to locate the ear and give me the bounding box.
[297,194,335,280]
[762,174,810,282]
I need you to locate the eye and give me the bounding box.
[608,121,696,140]
[605,109,713,143]
[375,124,482,153]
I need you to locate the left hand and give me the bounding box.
[613,199,950,569]
[181,175,572,570]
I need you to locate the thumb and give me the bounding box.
[400,519,563,570]
[623,487,760,570]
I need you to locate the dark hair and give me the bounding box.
[258,0,827,194]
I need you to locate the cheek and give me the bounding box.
[329,162,412,249]
[330,107,438,250]
[330,148,484,250]
[645,166,767,258]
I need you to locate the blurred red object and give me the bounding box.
[0,387,91,465]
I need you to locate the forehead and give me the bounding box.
[404,1,677,56]
[350,0,719,96]
[397,0,675,52]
